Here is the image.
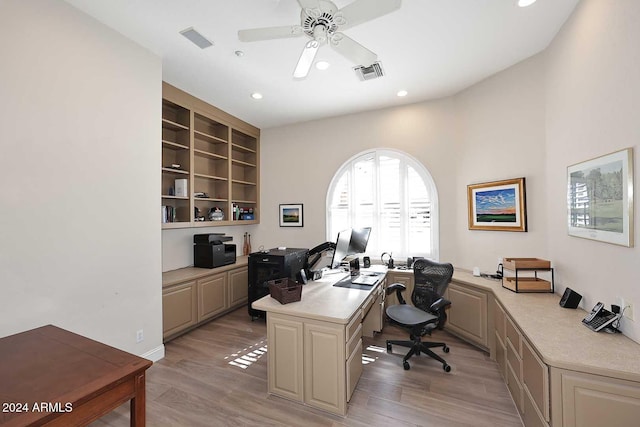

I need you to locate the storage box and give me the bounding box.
[268,278,302,304]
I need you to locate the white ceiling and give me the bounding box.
[64,0,579,129]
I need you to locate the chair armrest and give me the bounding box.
[430,297,451,312]
[386,283,407,305]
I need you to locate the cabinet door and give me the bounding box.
[552,368,640,427]
[268,314,304,402]
[162,280,197,339]
[362,288,383,337]
[386,272,414,307]
[304,321,346,415]
[228,266,248,307]
[198,273,227,322]
[445,282,488,349]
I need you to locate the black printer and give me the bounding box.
[193,233,236,268]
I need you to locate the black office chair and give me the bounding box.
[385,258,454,372]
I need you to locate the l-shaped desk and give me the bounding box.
[252,267,386,416]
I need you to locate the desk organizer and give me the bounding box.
[268,278,302,304]
[501,258,554,293]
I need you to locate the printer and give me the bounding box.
[193,233,236,268]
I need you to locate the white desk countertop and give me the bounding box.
[252,267,385,324]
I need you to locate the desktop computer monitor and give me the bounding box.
[330,229,352,269]
[348,227,371,254]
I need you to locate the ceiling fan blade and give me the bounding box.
[293,40,320,79]
[337,0,401,31]
[238,26,303,42]
[297,0,320,10]
[330,33,377,66]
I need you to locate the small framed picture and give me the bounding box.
[279,204,303,227]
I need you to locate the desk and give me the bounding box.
[252,268,386,416]
[0,325,152,427]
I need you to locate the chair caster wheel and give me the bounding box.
[403,361,410,370]
[443,364,451,372]
[443,345,450,353]
[386,343,392,352]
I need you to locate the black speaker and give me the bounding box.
[559,287,582,309]
[363,256,371,268]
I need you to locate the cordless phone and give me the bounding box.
[582,302,618,332]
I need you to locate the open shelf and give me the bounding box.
[162,83,259,229]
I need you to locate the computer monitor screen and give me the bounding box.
[330,229,352,269]
[348,227,371,254]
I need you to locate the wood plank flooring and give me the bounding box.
[91,307,522,426]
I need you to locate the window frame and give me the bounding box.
[325,148,440,261]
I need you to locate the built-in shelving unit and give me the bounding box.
[161,82,260,229]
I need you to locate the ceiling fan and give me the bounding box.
[238,0,401,79]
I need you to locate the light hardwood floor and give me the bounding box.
[92,307,522,426]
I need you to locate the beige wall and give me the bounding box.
[545,0,640,342]
[256,0,640,344]
[452,53,548,272]
[256,98,458,260]
[0,0,164,358]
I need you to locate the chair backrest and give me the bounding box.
[412,258,454,312]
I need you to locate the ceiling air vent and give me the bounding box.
[354,62,384,81]
[180,27,214,49]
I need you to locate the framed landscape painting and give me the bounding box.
[279,204,303,227]
[467,178,527,232]
[567,148,633,247]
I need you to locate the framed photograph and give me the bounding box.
[467,177,527,232]
[567,148,633,247]
[279,204,303,227]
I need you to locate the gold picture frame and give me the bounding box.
[467,177,527,232]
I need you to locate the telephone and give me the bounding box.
[582,302,619,332]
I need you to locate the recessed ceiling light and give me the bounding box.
[397,90,408,97]
[518,0,537,7]
[315,61,330,70]
[251,92,263,100]
[235,50,244,57]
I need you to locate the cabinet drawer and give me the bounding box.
[507,361,524,413]
[507,338,523,382]
[346,324,362,359]
[523,386,548,427]
[522,339,549,421]
[346,309,362,342]
[494,302,506,343]
[362,294,375,316]
[495,332,507,382]
[506,316,521,356]
[346,339,363,402]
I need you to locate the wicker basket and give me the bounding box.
[268,278,302,304]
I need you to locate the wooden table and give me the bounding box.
[0,325,152,426]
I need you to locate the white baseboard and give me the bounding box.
[141,344,165,362]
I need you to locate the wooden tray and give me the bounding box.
[503,277,552,293]
[503,257,550,270]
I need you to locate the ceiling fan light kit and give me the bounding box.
[238,0,401,79]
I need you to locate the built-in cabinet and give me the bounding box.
[162,261,249,341]
[445,282,489,351]
[162,82,260,229]
[450,274,640,427]
[260,278,385,416]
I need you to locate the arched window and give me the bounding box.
[326,149,439,261]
